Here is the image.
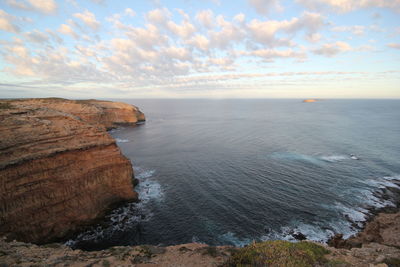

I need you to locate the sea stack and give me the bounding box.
[0,98,145,244]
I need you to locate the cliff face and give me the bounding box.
[0,98,144,243]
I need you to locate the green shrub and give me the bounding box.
[224,240,332,267]
[383,257,400,267]
[0,102,13,109]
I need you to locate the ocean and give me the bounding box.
[67,99,400,250]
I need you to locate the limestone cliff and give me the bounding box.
[0,98,144,244]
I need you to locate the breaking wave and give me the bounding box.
[115,138,130,143]
[65,166,162,249]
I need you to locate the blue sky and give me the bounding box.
[0,0,399,98]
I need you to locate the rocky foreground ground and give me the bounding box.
[0,211,399,267]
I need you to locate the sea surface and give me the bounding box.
[67,99,400,250]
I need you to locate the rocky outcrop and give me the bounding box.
[329,212,400,249]
[0,98,144,244]
[0,239,233,267]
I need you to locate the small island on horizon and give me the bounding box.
[303,99,319,103]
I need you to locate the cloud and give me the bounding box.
[167,19,196,39]
[0,9,20,33]
[313,41,352,56]
[296,0,400,13]
[124,23,169,49]
[124,8,135,17]
[387,43,400,49]
[247,11,325,47]
[209,15,245,49]
[187,34,210,51]
[332,25,365,35]
[73,10,100,30]
[24,30,49,43]
[5,0,57,14]
[2,3,394,98]
[58,24,79,39]
[247,48,307,61]
[146,8,171,25]
[196,9,214,28]
[247,0,283,15]
[27,0,57,14]
[5,0,30,10]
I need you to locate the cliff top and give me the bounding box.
[0,98,145,169]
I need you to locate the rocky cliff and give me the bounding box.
[0,98,145,244]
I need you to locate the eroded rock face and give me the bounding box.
[0,98,144,243]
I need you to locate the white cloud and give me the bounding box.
[5,0,57,14]
[58,24,79,39]
[306,33,322,43]
[27,0,57,14]
[90,0,104,4]
[233,13,246,23]
[163,46,191,61]
[247,0,283,15]
[5,0,30,10]
[125,8,135,17]
[247,12,325,47]
[332,25,365,36]
[124,23,169,49]
[24,30,49,43]
[187,34,210,51]
[387,43,400,49]
[196,9,214,28]
[209,15,245,48]
[167,19,196,39]
[146,8,171,25]
[296,0,400,13]
[73,10,100,30]
[0,9,20,33]
[249,48,307,60]
[313,41,352,56]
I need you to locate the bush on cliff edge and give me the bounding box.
[224,240,340,267]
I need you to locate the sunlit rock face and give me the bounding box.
[0,98,144,243]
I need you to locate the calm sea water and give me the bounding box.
[68,99,400,250]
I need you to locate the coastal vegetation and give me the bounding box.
[224,240,341,267]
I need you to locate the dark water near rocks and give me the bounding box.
[67,99,400,250]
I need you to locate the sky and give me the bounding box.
[0,0,399,99]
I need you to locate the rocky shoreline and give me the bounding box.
[0,210,399,266]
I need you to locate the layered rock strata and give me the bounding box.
[0,98,144,243]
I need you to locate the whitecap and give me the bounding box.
[192,236,202,243]
[270,152,322,165]
[334,202,367,225]
[115,138,130,143]
[219,232,252,247]
[319,155,348,162]
[137,179,163,203]
[66,167,163,248]
[261,220,354,244]
[136,169,156,179]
